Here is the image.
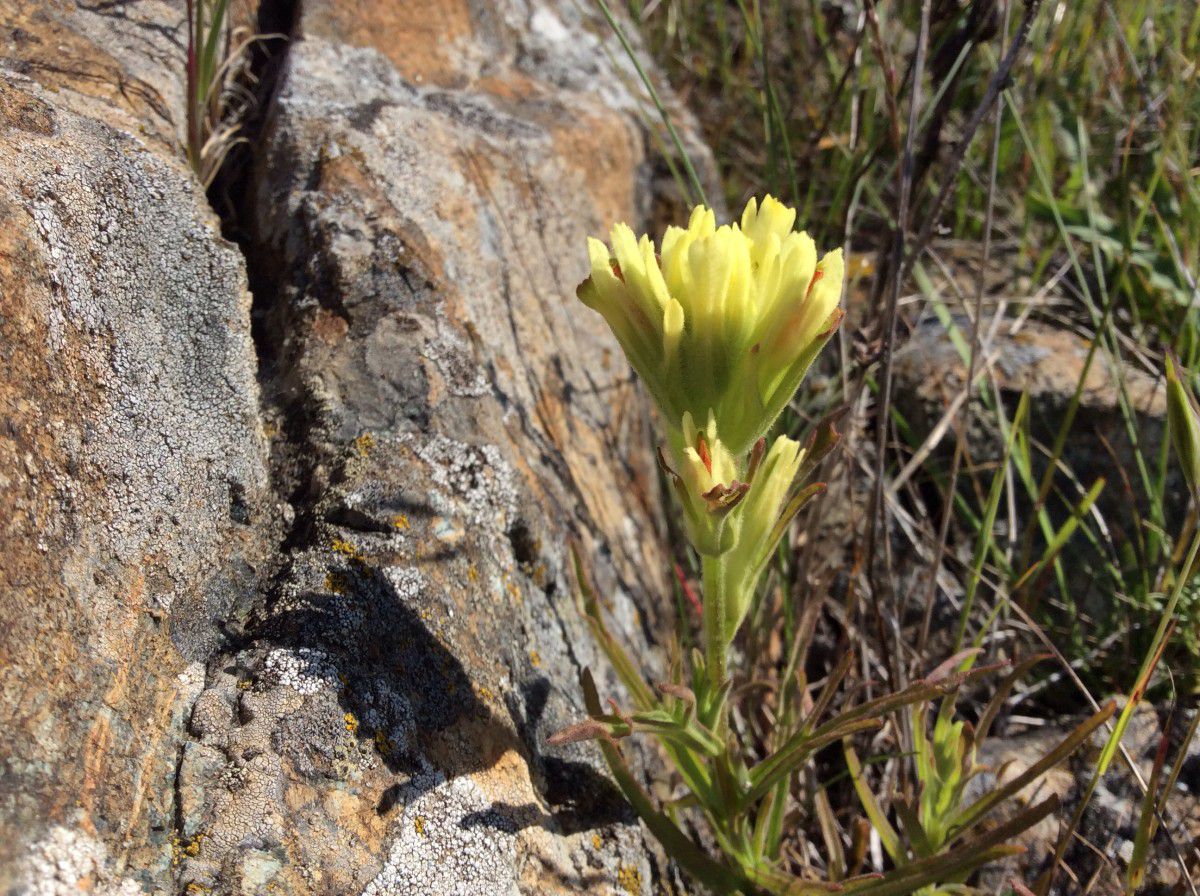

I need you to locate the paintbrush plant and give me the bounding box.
[577,196,843,688]
[552,197,1104,895]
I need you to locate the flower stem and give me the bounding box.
[701,552,729,690]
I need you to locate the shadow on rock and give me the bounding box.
[249,556,627,838]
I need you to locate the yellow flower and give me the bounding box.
[660,412,806,576]
[577,196,843,454]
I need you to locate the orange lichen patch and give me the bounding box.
[503,572,522,604]
[170,831,205,866]
[548,108,639,235]
[591,833,602,850]
[475,683,496,704]
[391,514,410,531]
[617,865,642,894]
[343,712,359,735]
[303,1,475,88]
[330,539,366,564]
[413,815,427,836]
[528,650,541,668]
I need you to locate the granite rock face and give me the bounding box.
[0,0,714,892]
[0,1,274,890]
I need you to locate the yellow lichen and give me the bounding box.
[354,432,375,457]
[330,539,366,564]
[171,832,205,866]
[391,513,410,530]
[467,563,479,583]
[413,815,427,835]
[505,573,522,602]
[529,650,541,668]
[591,833,602,850]
[617,865,641,894]
[344,712,359,735]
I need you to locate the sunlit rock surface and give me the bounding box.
[0,0,717,892]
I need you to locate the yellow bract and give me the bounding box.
[578,195,843,454]
[666,412,746,555]
[718,433,804,635]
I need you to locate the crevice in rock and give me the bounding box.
[170,742,187,876]
[165,1,305,881]
[204,0,297,238]
[204,0,317,556]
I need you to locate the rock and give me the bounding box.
[0,0,716,893]
[0,0,273,889]
[893,318,1170,509]
[971,704,1200,895]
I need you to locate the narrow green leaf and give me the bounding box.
[844,796,1060,896]
[591,739,749,892]
[1126,731,1169,893]
[745,717,882,807]
[843,743,902,863]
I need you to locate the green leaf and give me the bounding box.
[843,743,902,864]
[744,717,882,808]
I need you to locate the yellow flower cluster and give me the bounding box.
[578,196,840,645]
[578,195,843,455]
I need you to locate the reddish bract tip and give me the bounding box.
[609,259,624,282]
[804,268,825,301]
[696,434,713,475]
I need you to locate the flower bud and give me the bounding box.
[719,434,805,636]
[660,412,747,556]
